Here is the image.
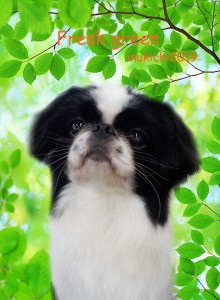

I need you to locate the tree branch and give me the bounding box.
[91,10,165,21]
[24,27,71,63]
[211,0,217,51]
[197,278,219,300]
[162,0,220,65]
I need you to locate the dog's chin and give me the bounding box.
[68,152,133,188]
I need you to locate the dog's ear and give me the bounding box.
[159,104,199,185]
[30,101,59,162]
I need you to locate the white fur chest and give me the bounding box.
[51,184,172,300]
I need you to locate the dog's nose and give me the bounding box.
[91,123,116,139]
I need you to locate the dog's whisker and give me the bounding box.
[134,154,176,169]
[47,154,69,167]
[53,162,67,197]
[135,160,168,181]
[134,162,161,186]
[135,166,161,222]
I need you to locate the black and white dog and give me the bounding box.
[30,85,199,300]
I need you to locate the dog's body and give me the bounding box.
[30,85,199,300]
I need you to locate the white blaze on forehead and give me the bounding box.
[92,84,131,124]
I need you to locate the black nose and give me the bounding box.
[92,123,116,139]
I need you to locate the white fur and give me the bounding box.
[92,84,131,124]
[51,182,172,300]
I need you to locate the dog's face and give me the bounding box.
[30,85,199,224]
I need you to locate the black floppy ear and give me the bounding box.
[30,86,91,163]
[30,102,59,162]
[159,104,199,185]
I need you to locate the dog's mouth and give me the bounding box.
[84,146,111,164]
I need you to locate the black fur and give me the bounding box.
[30,86,199,225]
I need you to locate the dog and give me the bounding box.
[30,84,199,300]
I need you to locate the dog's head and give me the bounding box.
[30,85,199,224]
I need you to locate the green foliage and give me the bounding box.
[23,63,36,84]
[174,116,220,299]
[0,60,22,78]
[50,54,65,80]
[58,0,91,28]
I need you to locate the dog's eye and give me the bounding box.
[71,120,84,134]
[128,129,146,148]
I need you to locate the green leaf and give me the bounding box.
[0,161,10,174]
[0,228,19,254]
[181,40,199,51]
[130,69,151,83]
[34,53,53,75]
[144,84,157,98]
[122,75,132,86]
[4,178,13,189]
[31,21,54,42]
[14,21,28,40]
[183,203,201,217]
[204,256,220,267]
[88,38,112,55]
[179,256,195,275]
[188,214,214,229]
[148,22,164,47]
[191,230,204,245]
[10,149,21,168]
[201,157,220,173]
[167,7,180,25]
[170,31,182,49]
[18,0,52,34]
[1,24,14,38]
[194,260,206,276]
[201,290,220,300]
[129,69,139,88]
[14,282,33,300]
[209,171,220,185]
[155,81,170,96]
[207,141,220,154]
[197,179,209,201]
[58,0,91,28]
[6,193,19,202]
[175,273,193,286]
[206,267,219,290]
[117,23,137,39]
[211,116,220,141]
[124,45,138,62]
[175,187,197,204]
[182,0,194,7]
[0,60,22,78]
[5,202,15,213]
[189,26,200,35]
[177,283,200,299]
[116,0,132,13]
[102,59,116,79]
[58,48,76,59]
[1,228,27,263]
[86,55,110,73]
[23,63,36,84]
[0,0,12,29]
[148,64,167,79]
[214,235,220,256]
[177,242,205,259]
[4,39,28,60]
[140,45,160,56]
[50,54,65,80]
[26,250,51,297]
